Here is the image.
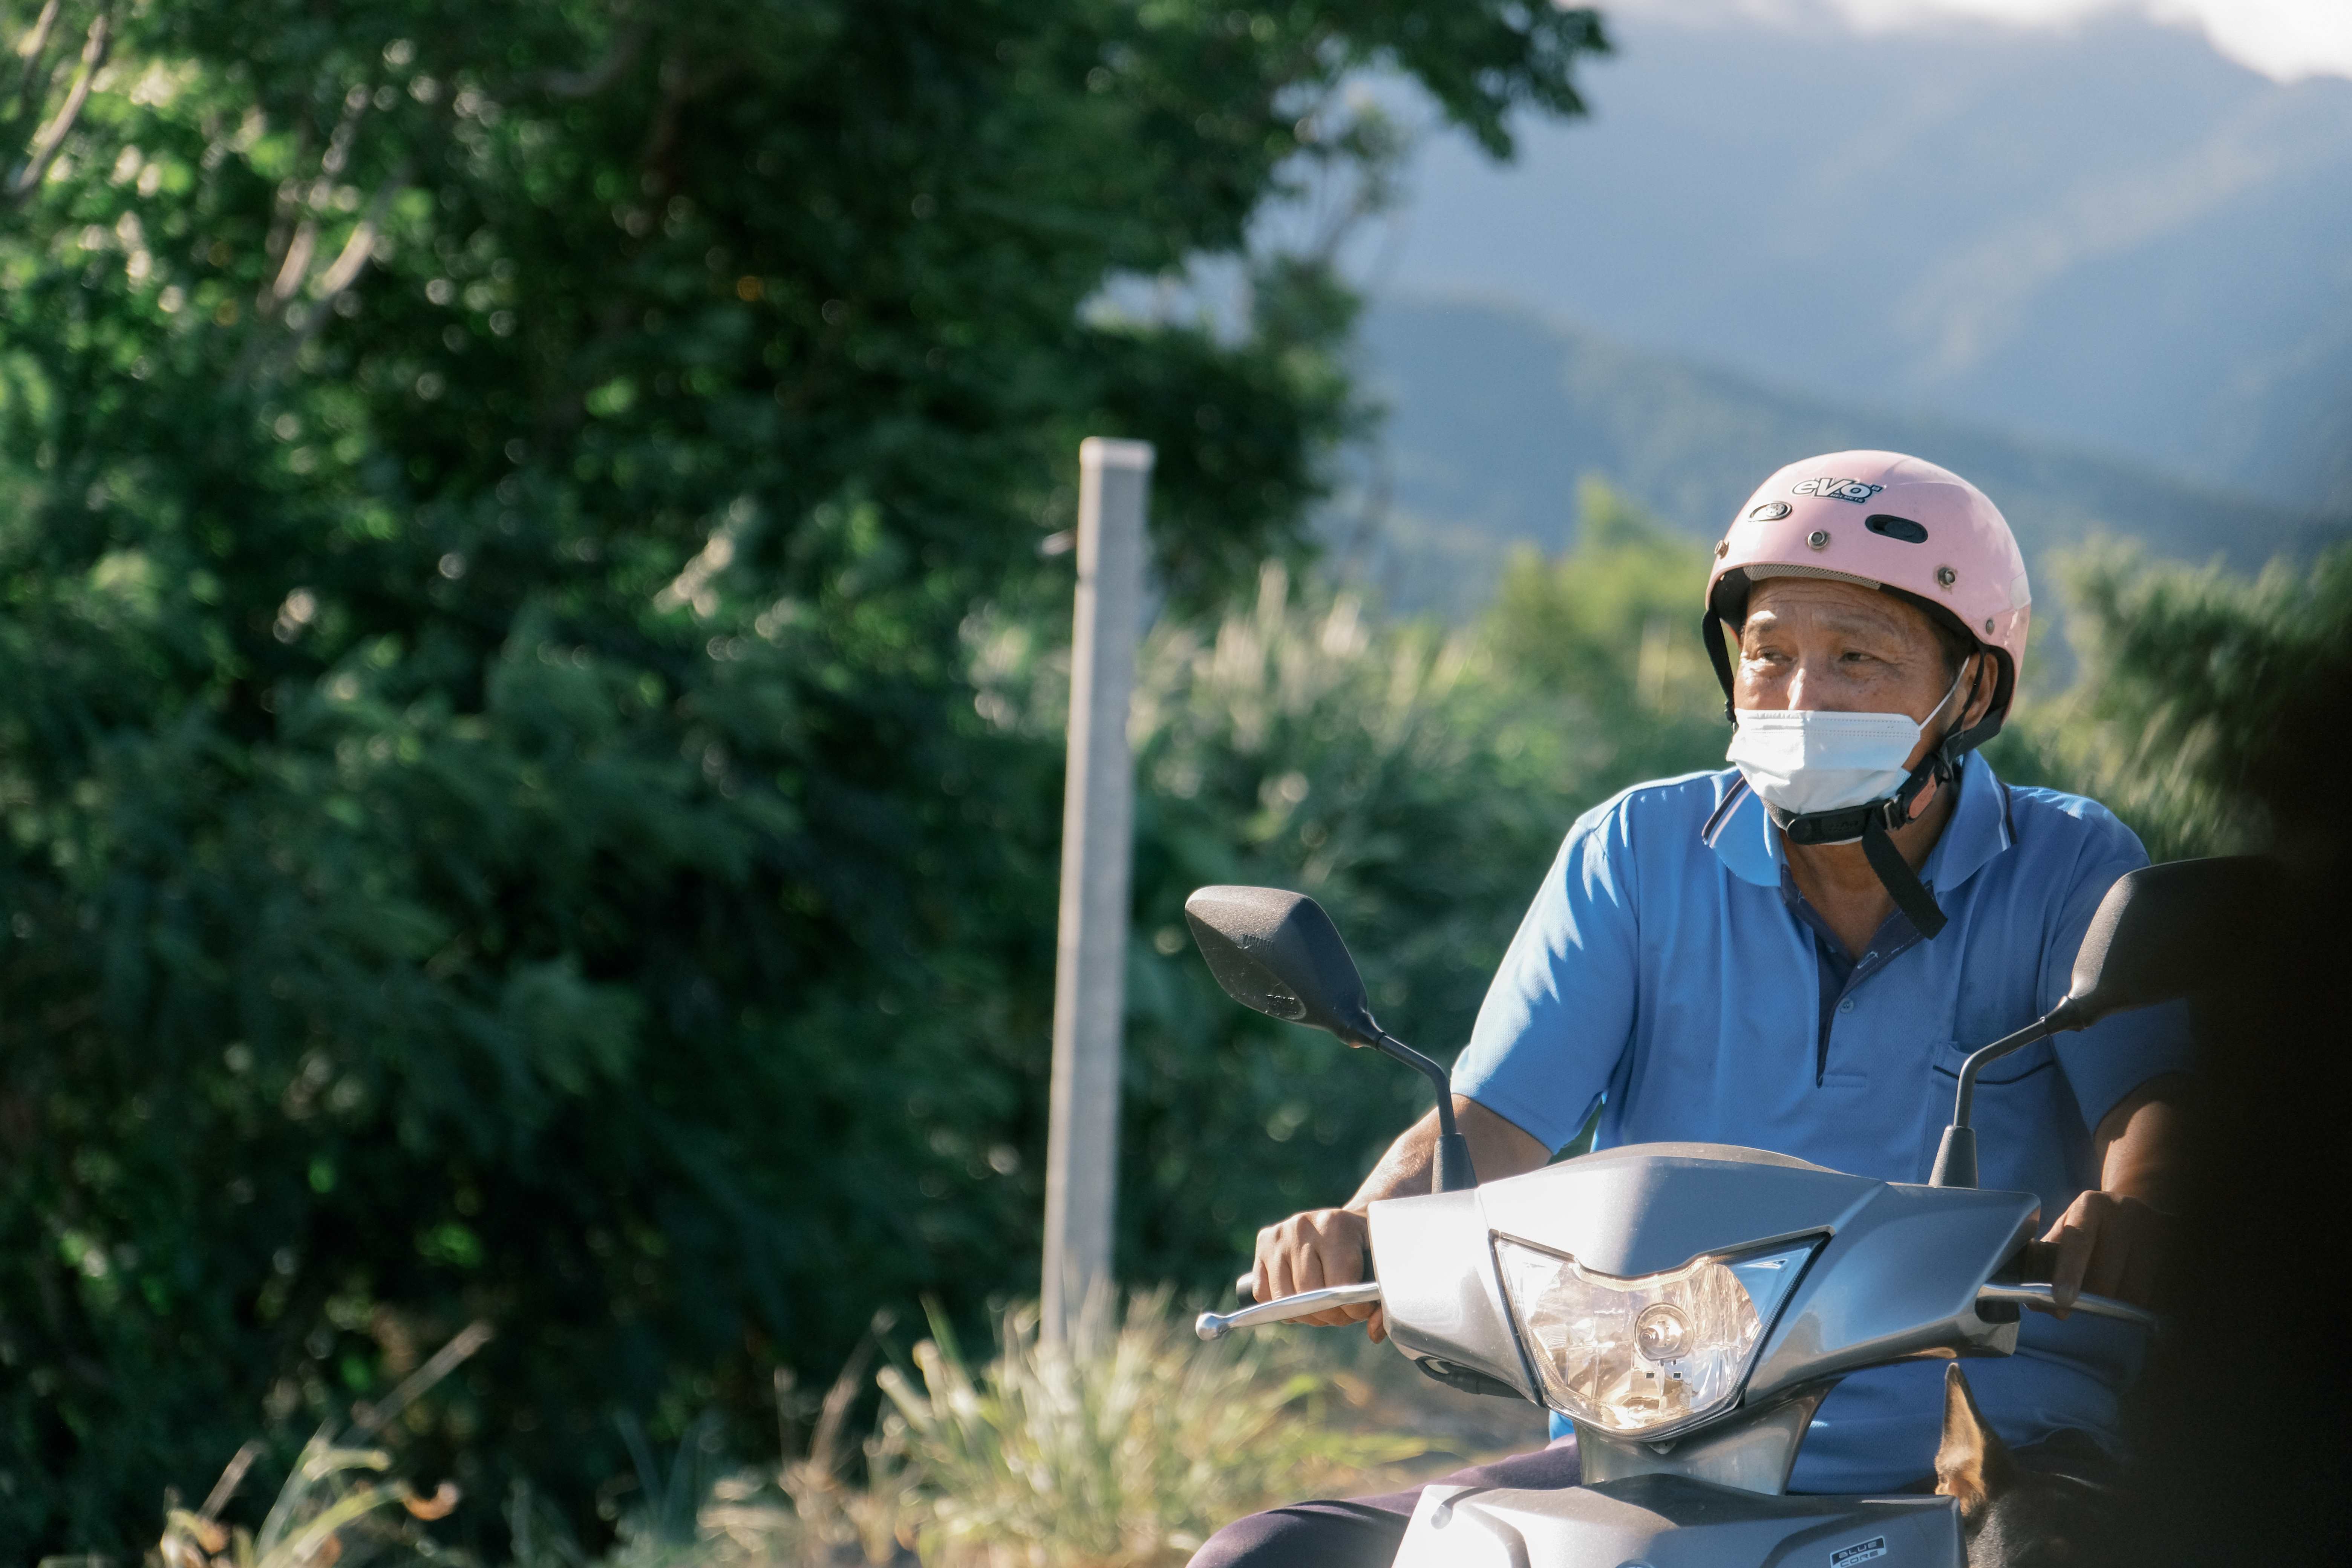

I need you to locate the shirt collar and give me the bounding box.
[1706,754,2015,893]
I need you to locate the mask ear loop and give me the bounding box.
[1925,658,1972,731]
[1925,653,1992,776]
[1937,642,2014,756]
[1880,657,1981,827]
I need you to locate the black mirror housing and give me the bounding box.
[2056,855,2286,1029]
[1182,885,1382,1047]
[1182,884,1480,1191]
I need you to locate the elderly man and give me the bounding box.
[1190,451,2190,1567]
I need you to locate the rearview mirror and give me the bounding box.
[2057,855,2286,1028]
[1182,885,1381,1047]
[1184,884,1482,1191]
[1933,853,2285,1187]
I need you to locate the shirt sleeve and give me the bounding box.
[1451,802,1643,1153]
[2044,808,2198,1132]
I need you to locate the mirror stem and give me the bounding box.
[1370,1032,1477,1191]
[1928,1013,2061,1188]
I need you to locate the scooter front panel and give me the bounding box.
[1370,1186,1537,1401]
[1390,1474,1962,1568]
[1746,1182,2036,1401]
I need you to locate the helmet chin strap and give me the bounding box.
[1773,758,1953,937]
[1768,658,1984,942]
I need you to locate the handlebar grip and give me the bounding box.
[2008,1239,2062,1280]
[1234,1244,1370,1308]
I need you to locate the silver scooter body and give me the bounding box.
[1181,864,2242,1568]
[1369,1141,2044,1566]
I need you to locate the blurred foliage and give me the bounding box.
[0,0,1609,1553]
[1990,542,2352,866]
[1481,477,1724,784]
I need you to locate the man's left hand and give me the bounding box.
[2039,1189,2170,1315]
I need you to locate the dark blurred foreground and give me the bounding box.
[2108,580,2352,1567]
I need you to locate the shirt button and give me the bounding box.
[1838,998,1855,1013]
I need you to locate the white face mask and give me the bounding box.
[1726,666,1968,819]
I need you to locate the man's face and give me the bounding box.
[1734,577,1973,768]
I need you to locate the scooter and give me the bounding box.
[1181,857,2268,1566]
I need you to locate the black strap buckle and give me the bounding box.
[1769,756,1954,939]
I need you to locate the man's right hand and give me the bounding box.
[1251,1207,1387,1342]
[1245,1098,1544,1346]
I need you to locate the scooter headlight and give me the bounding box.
[1494,1236,1816,1437]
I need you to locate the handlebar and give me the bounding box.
[1194,1282,1381,1341]
[1200,1261,2153,1348]
[1196,1279,2150,1346]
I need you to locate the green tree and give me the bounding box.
[0,0,1607,1551]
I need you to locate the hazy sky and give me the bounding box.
[1611,0,2352,82]
[1363,0,2352,498]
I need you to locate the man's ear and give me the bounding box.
[1961,652,1995,729]
[1934,1362,2017,1521]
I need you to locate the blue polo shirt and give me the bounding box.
[1453,756,2194,1493]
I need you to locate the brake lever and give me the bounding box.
[1983,1240,2158,1328]
[1976,1283,2159,1331]
[1196,1282,1381,1341]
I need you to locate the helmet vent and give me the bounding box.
[1865,513,1929,544]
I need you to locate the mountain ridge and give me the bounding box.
[1335,296,2341,623]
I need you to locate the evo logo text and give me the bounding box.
[1791,478,1883,503]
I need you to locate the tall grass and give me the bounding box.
[137,1295,1425,1568]
[874,1289,1421,1568]
[626,1289,1424,1568]
[686,1323,920,1568]
[153,1324,488,1568]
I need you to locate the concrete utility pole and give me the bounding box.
[1041,436,1153,1344]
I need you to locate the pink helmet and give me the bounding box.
[1702,450,2030,749]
